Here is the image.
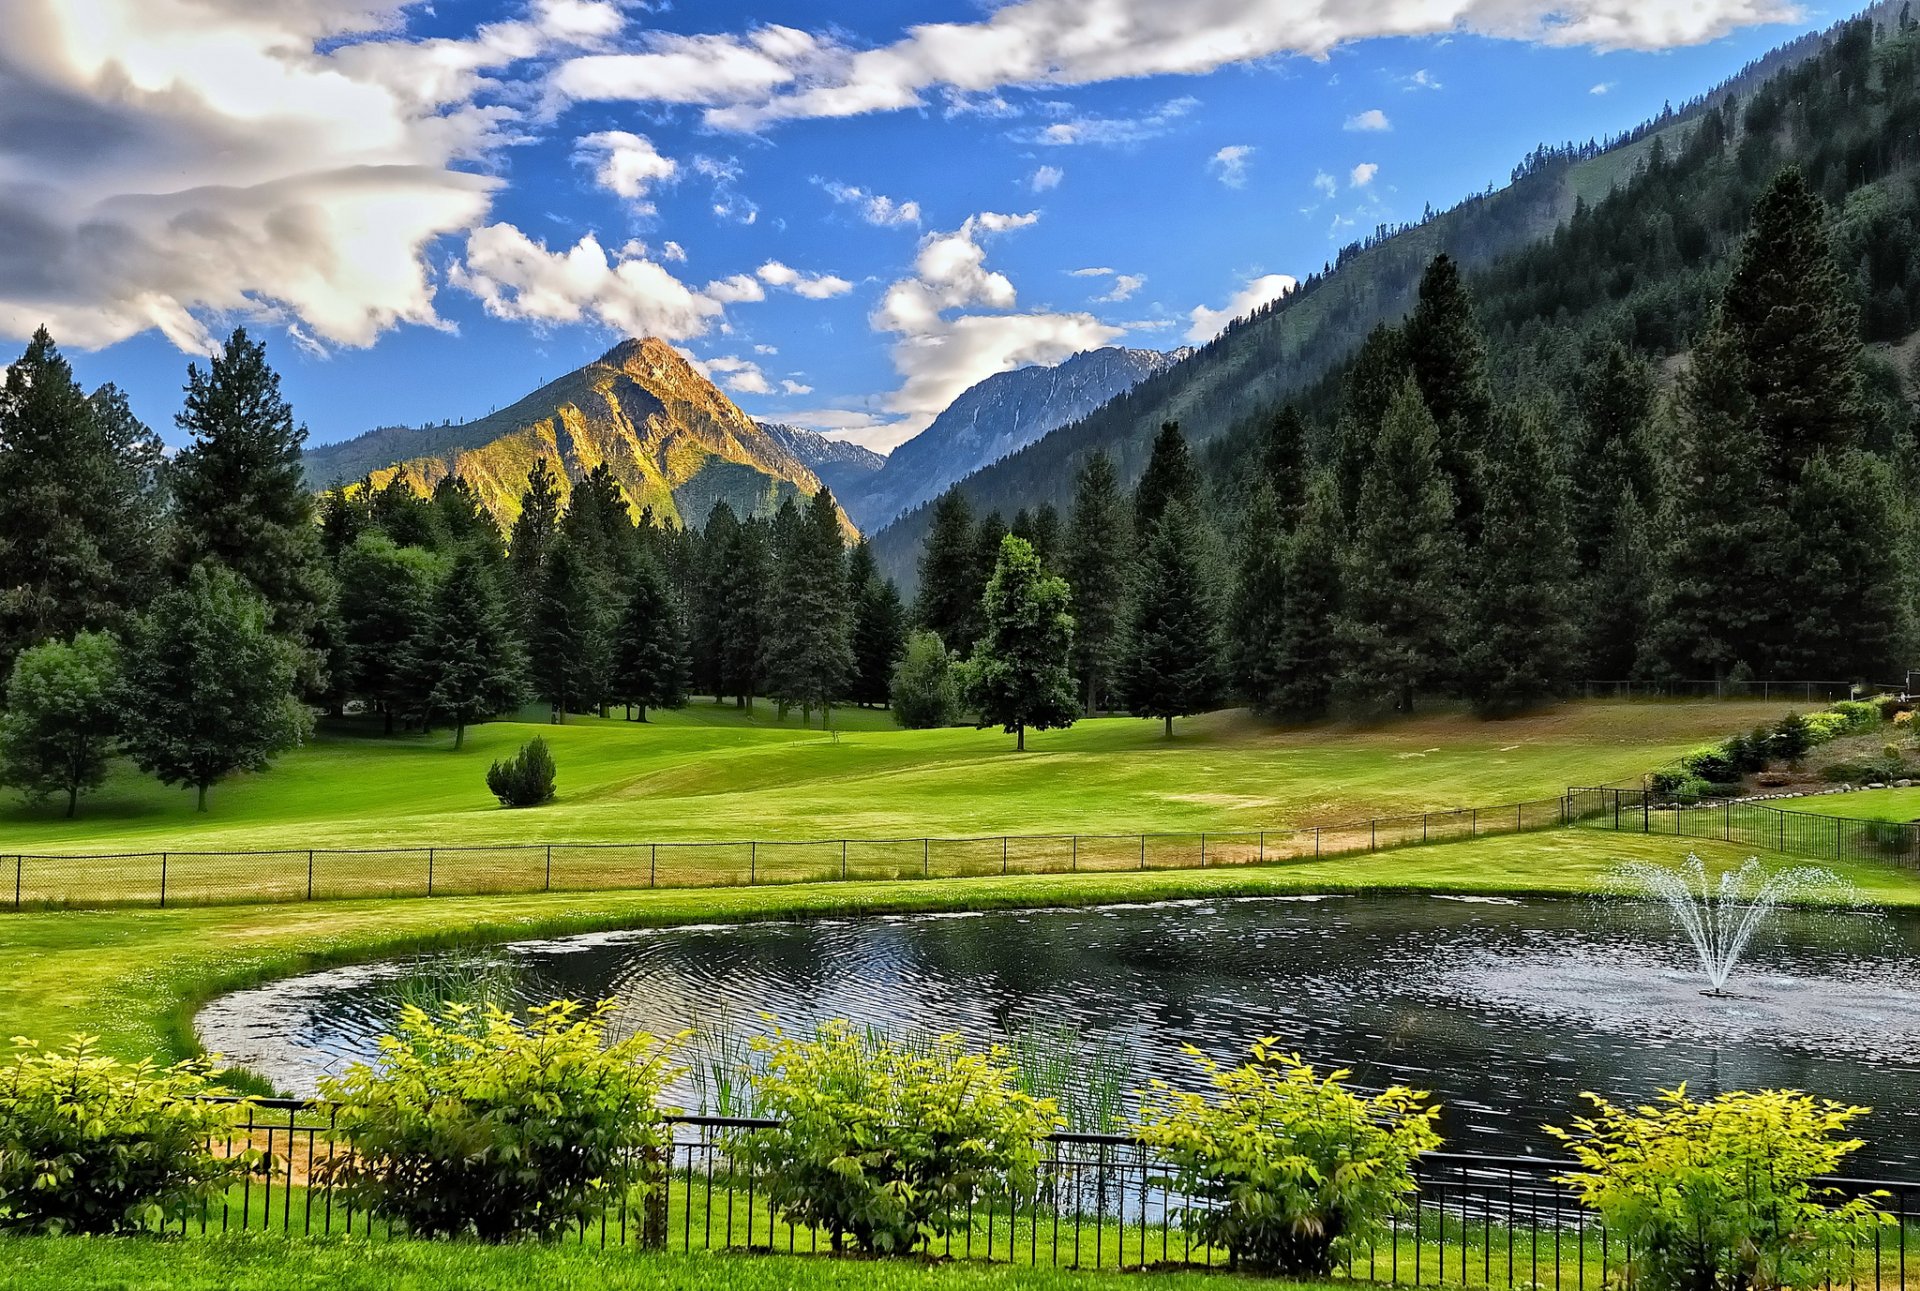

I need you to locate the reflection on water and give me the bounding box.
[197,894,1920,1171]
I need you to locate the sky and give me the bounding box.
[0,0,1857,455]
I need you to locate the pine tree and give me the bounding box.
[847,540,906,708]
[0,631,122,818]
[336,535,441,734]
[119,564,311,812]
[1777,449,1909,681]
[1332,324,1410,522]
[1459,407,1579,714]
[318,485,370,561]
[1133,420,1199,541]
[764,489,854,725]
[1227,484,1290,711]
[419,546,527,750]
[431,474,503,558]
[961,535,1077,751]
[1063,451,1132,714]
[508,458,562,637]
[368,475,441,550]
[1402,256,1495,537]
[1260,406,1311,518]
[169,328,333,676]
[1717,167,1868,481]
[609,548,688,721]
[1335,378,1461,713]
[0,330,164,674]
[1569,343,1657,571]
[1640,327,1781,679]
[722,517,772,708]
[914,488,982,653]
[557,463,630,714]
[1581,487,1654,680]
[1124,502,1225,736]
[525,537,603,723]
[1267,472,1344,722]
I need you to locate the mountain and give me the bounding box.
[867,5,1897,587]
[302,338,833,531]
[760,422,885,500]
[845,346,1188,531]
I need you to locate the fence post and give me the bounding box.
[1258,830,1265,863]
[1835,816,1843,860]
[544,845,553,891]
[1139,835,1146,870]
[1422,814,1429,843]
[750,842,756,885]
[649,844,657,888]
[1516,803,1522,832]
[306,850,315,901]
[1071,836,1078,872]
[1471,808,1477,837]
[1643,792,1650,834]
[1370,821,1377,852]
[1723,801,1731,842]
[1314,827,1321,858]
[1200,833,1206,868]
[159,852,167,909]
[426,848,434,896]
[841,840,848,880]
[923,838,930,877]
[12,854,19,911]
[1002,836,1008,875]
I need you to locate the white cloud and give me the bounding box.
[1186,272,1298,344]
[1350,162,1379,187]
[450,224,723,340]
[1312,171,1339,197]
[1069,267,1115,277]
[817,180,922,226]
[1591,81,1616,94]
[754,343,779,354]
[1025,96,1199,146]
[1029,165,1065,192]
[661,241,688,262]
[757,260,854,299]
[550,0,1794,131]
[703,273,766,304]
[698,353,774,394]
[1209,144,1255,187]
[1407,68,1443,89]
[574,131,676,211]
[780,378,813,395]
[1094,273,1146,303]
[533,0,623,45]
[1344,108,1392,131]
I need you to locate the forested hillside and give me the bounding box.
[869,1,1914,587]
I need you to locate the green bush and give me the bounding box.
[1803,710,1852,745]
[1134,1040,1441,1276]
[733,1021,1059,1254]
[889,631,961,729]
[485,736,556,807]
[1649,770,1714,803]
[1773,712,1812,764]
[1678,744,1739,784]
[1548,1087,1886,1291]
[318,1000,681,1241]
[1829,699,1882,733]
[1863,819,1916,855]
[0,1036,258,1234]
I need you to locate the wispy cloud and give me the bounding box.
[1350,162,1379,187]
[1344,108,1391,131]
[1209,144,1255,187]
[816,179,922,226]
[1029,164,1065,192]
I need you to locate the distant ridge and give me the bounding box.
[761,422,884,500]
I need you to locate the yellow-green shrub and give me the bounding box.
[319,1000,681,1241]
[733,1021,1059,1254]
[1548,1086,1887,1291]
[1135,1040,1441,1275]
[0,1036,257,1234]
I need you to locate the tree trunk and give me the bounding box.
[1164,714,1174,738]
[65,785,77,819]
[1017,724,1026,751]
[1085,672,1096,717]
[638,704,648,723]
[454,723,466,751]
[195,782,209,812]
[383,705,394,736]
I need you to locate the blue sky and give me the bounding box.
[4,0,1852,453]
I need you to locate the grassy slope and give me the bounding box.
[0,1236,1296,1291]
[0,699,1802,856]
[5,829,1915,1072]
[1771,787,1920,821]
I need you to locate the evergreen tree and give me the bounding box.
[431,474,502,558]
[972,511,1010,600]
[368,475,441,550]
[1718,167,1868,481]
[847,540,906,707]
[1266,473,1344,722]
[0,631,121,818]
[609,548,688,721]
[961,535,1077,751]
[556,464,630,714]
[1640,326,1781,679]
[317,485,370,561]
[914,488,982,653]
[1581,487,1654,680]
[119,564,310,811]
[1335,378,1461,712]
[525,537,603,723]
[1259,406,1311,518]
[0,330,164,673]
[1123,502,1225,736]
[1777,449,1910,681]
[1569,344,1657,570]
[690,502,739,702]
[419,546,527,750]
[764,489,854,725]
[1332,324,1411,521]
[168,328,332,675]
[721,518,773,708]
[1133,420,1199,541]
[1227,484,1289,711]
[1063,451,1133,714]
[336,534,441,734]
[1459,408,1579,714]
[1402,256,1496,537]
[508,458,562,635]
[890,630,960,730]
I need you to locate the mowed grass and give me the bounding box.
[0,699,1803,856]
[1777,787,1920,822]
[4,828,1914,1070]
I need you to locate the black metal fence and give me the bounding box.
[178,1101,1920,1286]
[1572,787,1920,868]
[1,796,1576,911]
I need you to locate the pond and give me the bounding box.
[197,893,1920,1172]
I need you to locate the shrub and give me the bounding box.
[1864,819,1916,855]
[1135,1040,1441,1276]
[733,1021,1059,1254]
[889,630,961,729]
[1678,744,1739,784]
[1548,1087,1887,1291]
[0,1037,258,1234]
[1649,770,1714,803]
[318,1000,681,1241]
[1804,710,1852,745]
[485,736,556,807]
[1830,699,1882,733]
[1773,711,1812,765]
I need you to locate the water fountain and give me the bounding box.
[1617,853,1849,995]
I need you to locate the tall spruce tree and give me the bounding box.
[1267,472,1344,722]
[847,540,907,707]
[1778,449,1910,681]
[722,517,773,708]
[1260,406,1311,518]
[1459,408,1579,714]
[1332,324,1410,522]
[764,489,854,725]
[1063,451,1133,714]
[169,328,332,675]
[1335,378,1461,713]
[508,458,562,635]
[1402,256,1495,538]
[0,330,164,674]
[368,476,441,550]
[1227,484,1290,712]
[1569,344,1657,570]
[431,474,503,559]
[914,488,982,653]
[609,548,688,721]
[1581,487,1654,681]
[1123,502,1225,737]
[1133,420,1199,541]
[690,502,739,701]
[961,535,1077,751]
[419,546,527,750]
[336,534,441,734]
[526,537,603,723]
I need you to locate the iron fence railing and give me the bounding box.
[0,796,1576,911]
[1571,786,1920,869]
[176,1101,1920,1286]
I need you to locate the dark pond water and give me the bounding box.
[198,894,1920,1172]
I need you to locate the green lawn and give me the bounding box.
[0,1235,1294,1291]
[1772,787,1920,822]
[0,698,1804,856]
